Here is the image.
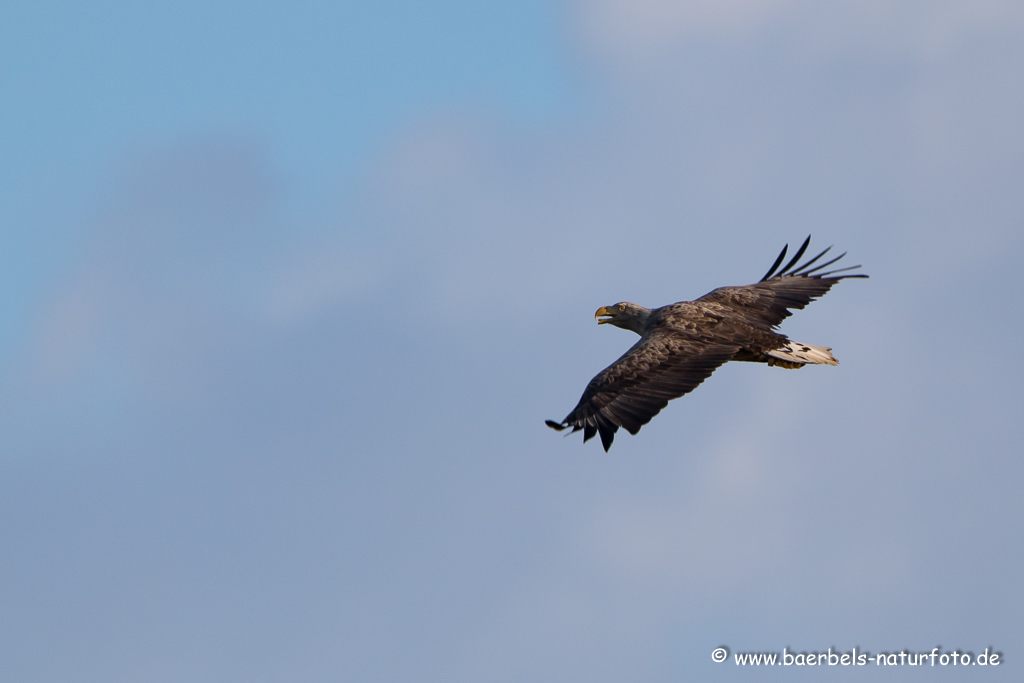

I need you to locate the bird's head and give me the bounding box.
[595,302,651,335]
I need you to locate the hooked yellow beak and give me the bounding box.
[595,306,615,324]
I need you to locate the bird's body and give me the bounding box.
[546,237,866,451]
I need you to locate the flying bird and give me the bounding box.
[546,237,867,451]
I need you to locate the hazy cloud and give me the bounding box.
[576,0,1024,66]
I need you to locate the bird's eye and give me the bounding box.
[618,304,626,312]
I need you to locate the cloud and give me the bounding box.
[575,0,1024,66]
[578,0,802,61]
[264,247,383,323]
[331,14,1024,667]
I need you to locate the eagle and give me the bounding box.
[546,237,866,451]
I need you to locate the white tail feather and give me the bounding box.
[766,341,838,366]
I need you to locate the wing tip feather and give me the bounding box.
[761,238,870,281]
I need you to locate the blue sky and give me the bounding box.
[0,0,572,347]
[2,2,1022,681]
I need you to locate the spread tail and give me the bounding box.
[765,341,838,366]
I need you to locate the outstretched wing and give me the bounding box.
[546,332,738,451]
[696,236,868,330]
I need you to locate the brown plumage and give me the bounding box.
[545,237,867,451]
